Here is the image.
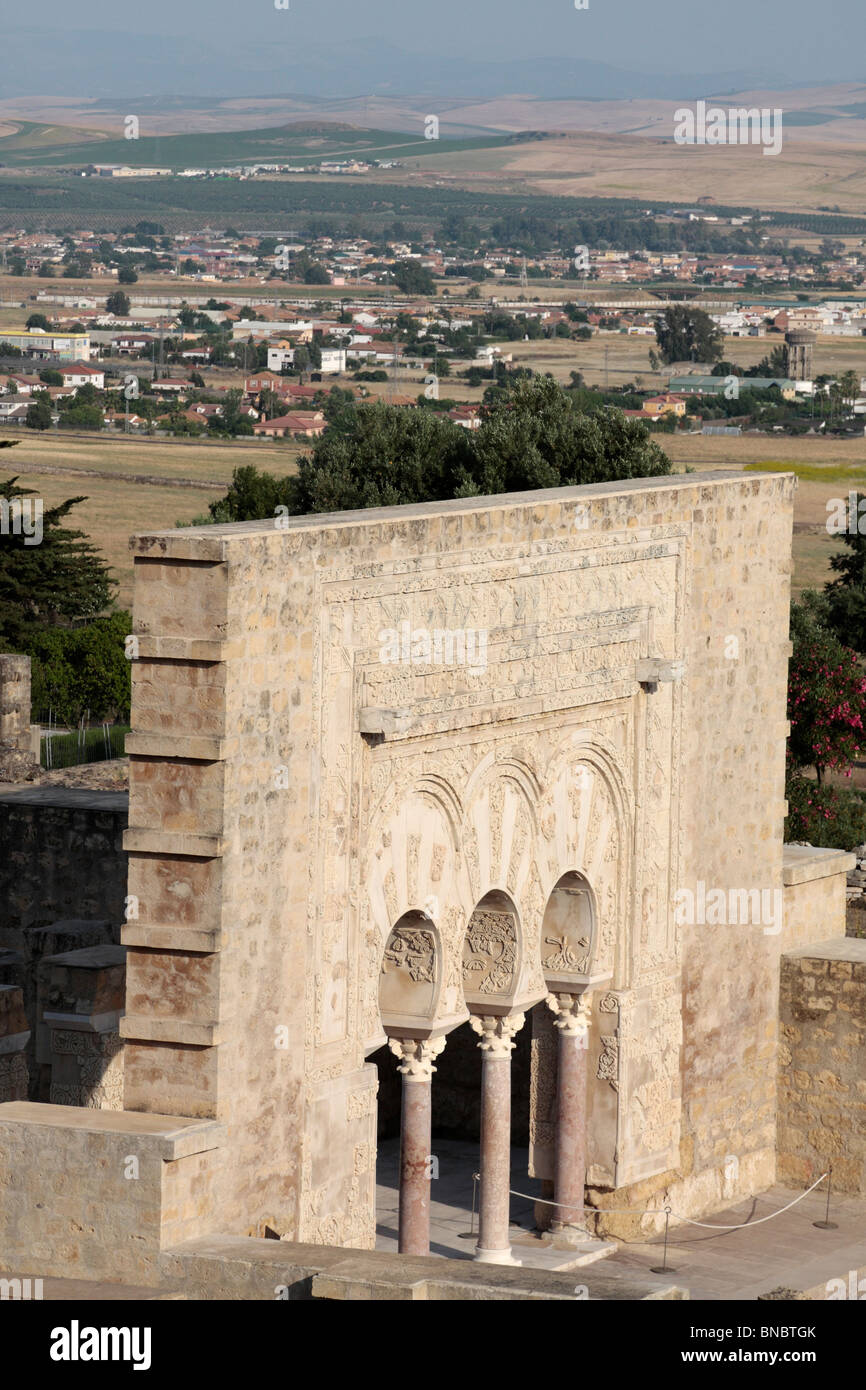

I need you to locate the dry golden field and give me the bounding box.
[0,431,304,609]
[665,434,866,594]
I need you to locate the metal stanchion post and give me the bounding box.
[651,1205,677,1274]
[814,1166,838,1231]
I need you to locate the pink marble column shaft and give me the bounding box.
[389,1036,445,1257]
[471,1013,524,1265]
[548,992,591,1235]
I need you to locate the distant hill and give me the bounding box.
[0,119,521,169]
[0,28,774,102]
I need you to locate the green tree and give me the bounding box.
[106,291,131,316]
[654,306,724,365]
[0,478,115,648]
[26,313,52,331]
[303,261,330,285]
[839,370,860,410]
[25,393,53,431]
[60,404,104,431]
[788,596,866,782]
[203,376,670,523]
[466,376,670,496]
[25,610,131,726]
[258,388,284,418]
[393,260,436,296]
[117,266,138,285]
[824,495,866,652]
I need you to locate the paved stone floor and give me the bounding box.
[376,1138,866,1298]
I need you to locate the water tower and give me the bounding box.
[785,329,816,381]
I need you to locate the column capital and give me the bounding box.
[546,991,592,1040]
[469,1012,525,1057]
[388,1035,446,1080]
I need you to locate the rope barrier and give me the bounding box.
[668,1173,829,1229]
[472,1170,831,1228]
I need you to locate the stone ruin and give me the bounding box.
[0,470,860,1292]
[0,655,40,784]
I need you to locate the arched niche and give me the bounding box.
[540,871,599,994]
[462,889,522,1015]
[378,909,442,1035]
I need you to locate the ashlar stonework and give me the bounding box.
[0,469,854,1280]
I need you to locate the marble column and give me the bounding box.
[470,1012,525,1265]
[547,991,592,1241]
[389,1036,446,1257]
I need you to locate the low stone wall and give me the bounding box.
[0,1103,225,1285]
[0,787,128,955]
[159,1234,686,1301]
[778,938,866,1195]
[782,846,855,952]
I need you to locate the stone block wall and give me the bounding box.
[117,471,798,1248]
[782,847,855,952]
[39,944,127,1109]
[0,986,29,1102]
[0,1102,225,1285]
[778,938,866,1195]
[0,655,39,783]
[0,788,128,956]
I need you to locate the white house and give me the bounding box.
[319,348,347,374]
[60,363,105,389]
[267,347,295,373]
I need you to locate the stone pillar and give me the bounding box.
[38,944,126,1108]
[470,1012,525,1265]
[0,655,39,783]
[547,991,592,1241]
[0,986,30,1101]
[389,1036,446,1257]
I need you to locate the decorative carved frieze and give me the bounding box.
[598,1035,619,1091]
[543,933,589,974]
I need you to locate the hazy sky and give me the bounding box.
[20,0,866,84]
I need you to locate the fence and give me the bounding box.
[40,722,129,770]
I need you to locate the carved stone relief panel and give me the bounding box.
[379,916,438,1023]
[462,907,518,1002]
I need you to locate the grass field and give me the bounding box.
[0,120,522,170]
[6,120,866,218]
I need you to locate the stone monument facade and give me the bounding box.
[4,468,848,1281]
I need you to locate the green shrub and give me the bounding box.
[784,773,866,850]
